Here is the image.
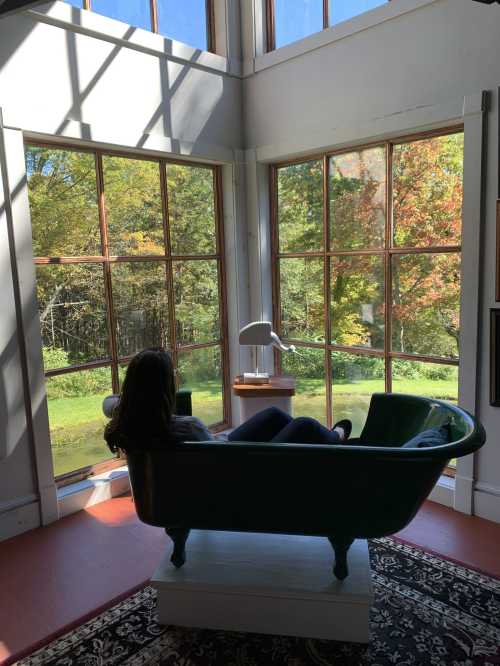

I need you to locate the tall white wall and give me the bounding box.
[243,0,500,521]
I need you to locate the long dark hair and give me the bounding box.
[105,348,176,452]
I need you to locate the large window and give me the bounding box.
[272,130,463,439]
[267,0,388,50]
[64,0,214,52]
[25,144,229,481]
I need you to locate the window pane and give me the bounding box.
[275,0,323,48]
[46,367,113,477]
[392,360,458,403]
[280,257,324,341]
[329,0,387,26]
[177,346,223,425]
[37,264,109,370]
[282,347,326,424]
[332,351,385,437]
[157,0,208,51]
[64,0,83,7]
[111,262,170,357]
[103,156,163,257]
[25,146,100,258]
[91,0,151,30]
[167,165,217,255]
[392,253,460,359]
[329,146,386,250]
[393,133,464,247]
[173,260,220,345]
[277,160,323,253]
[331,255,384,349]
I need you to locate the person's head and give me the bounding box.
[105,348,176,449]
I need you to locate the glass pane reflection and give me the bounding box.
[329,146,386,250]
[282,347,327,424]
[392,253,460,359]
[331,352,385,437]
[280,257,324,342]
[331,254,384,349]
[177,346,223,425]
[275,0,323,48]
[112,262,170,357]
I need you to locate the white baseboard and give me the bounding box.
[428,475,454,508]
[473,483,500,523]
[58,466,130,519]
[0,495,40,542]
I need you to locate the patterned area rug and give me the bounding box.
[17,538,500,665]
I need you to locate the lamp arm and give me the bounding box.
[270,332,296,353]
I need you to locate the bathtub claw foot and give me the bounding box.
[165,527,190,568]
[328,536,355,580]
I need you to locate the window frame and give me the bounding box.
[270,127,463,474]
[26,140,231,486]
[78,0,216,53]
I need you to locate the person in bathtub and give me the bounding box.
[104,348,351,453]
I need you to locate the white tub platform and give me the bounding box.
[151,530,373,643]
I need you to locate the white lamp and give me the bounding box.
[239,321,296,384]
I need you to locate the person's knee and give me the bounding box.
[293,417,317,429]
[258,406,289,421]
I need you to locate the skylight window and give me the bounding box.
[268,0,388,51]
[274,0,324,50]
[329,0,387,26]
[91,0,151,32]
[157,0,210,52]
[64,0,213,53]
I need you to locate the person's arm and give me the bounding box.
[172,416,214,443]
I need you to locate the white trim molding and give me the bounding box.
[0,497,40,542]
[474,483,500,524]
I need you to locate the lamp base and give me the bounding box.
[243,372,270,385]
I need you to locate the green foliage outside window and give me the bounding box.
[276,132,463,426]
[26,144,226,478]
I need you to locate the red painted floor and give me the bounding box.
[1,497,500,664]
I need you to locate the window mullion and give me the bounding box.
[96,151,119,394]
[385,141,393,393]
[213,167,231,425]
[150,0,159,32]
[206,0,216,54]
[323,155,333,428]
[323,0,329,29]
[266,0,276,52]
[270,166,282,376]
[160,161,179,377]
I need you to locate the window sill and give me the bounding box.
[249,0,440,77]
[27,1,241,77]
[58,465,130,518]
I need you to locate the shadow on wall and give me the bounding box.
[0,7,238,151]
[0,163,45,472]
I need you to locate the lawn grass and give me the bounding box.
[47,382,223,477]
[47,377,457,476]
